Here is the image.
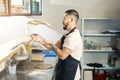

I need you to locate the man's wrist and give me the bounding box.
[51,44,57,53]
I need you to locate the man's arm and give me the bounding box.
[31,35,72,60]
[50,43,72,60]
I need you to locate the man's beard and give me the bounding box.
[63,26,67,30]
[63,22,68,30]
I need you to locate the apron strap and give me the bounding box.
[60,28,76,49]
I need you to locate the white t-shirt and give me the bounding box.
[63,29,82,80]
[63,29,83,61]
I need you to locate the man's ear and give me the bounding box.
[70,17,74,22]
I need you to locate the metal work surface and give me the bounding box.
[0,57,57,80]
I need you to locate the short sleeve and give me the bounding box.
[63,32,79,50]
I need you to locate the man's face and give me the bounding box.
[62,14,70,30]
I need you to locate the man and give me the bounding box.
[31,9,82,80]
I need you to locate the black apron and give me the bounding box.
[54,28,80,80]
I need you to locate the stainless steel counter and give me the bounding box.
[0,57,57,80]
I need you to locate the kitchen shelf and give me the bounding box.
[84,34,119,37]
[0,0,42,16]
[84,50,115,53]
[83,64,120,70]
[0,0,9,16]
[81,18,120,80]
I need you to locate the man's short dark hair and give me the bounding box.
[65,9,79,23]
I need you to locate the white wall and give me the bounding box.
[0,16,61,45]
[29,24,61,44]
[0,16,28,45]
[28,0,120,34]
[0,0,120,44]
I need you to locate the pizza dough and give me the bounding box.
[35,63,53,69]
[31,56,44,62]
[27,20,50,26]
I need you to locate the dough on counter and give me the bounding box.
[35,63,53,69]
[31,56,44,62]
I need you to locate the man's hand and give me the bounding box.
[31,35,52,45]
[31,35,44,44]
